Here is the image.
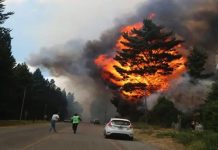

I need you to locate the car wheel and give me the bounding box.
[129,137,133,141]
[104,132,109,139]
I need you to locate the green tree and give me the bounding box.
[49,79,56,90]
[0,0,15,119]
[201,101,218,131]
[114,19,183,96]
[207,81,218,102]
[186,46,207,79]
[111,95,145,121]
[13,63,33,87]
[29,68,47,119]
[148,96,180,127]
[201,80,218,131]
[13,63,33,119]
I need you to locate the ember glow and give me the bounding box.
[95,22,186,100]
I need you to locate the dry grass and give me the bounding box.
[134,128,185,150]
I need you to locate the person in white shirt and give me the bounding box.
[195,122,204,132]
[49,113,60,133]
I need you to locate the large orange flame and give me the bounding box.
[95,22,186,100]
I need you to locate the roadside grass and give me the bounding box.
[156,130,218,150]
[0,120,47,127]
[133,122,218,150]
[133,122,185,150]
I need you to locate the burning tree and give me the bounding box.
[113,19,184,99]
[95,19,186,119]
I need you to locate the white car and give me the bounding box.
[104,118,134,140]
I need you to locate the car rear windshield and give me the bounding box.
[111,120,130,126]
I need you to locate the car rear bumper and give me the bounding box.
[104,128,133,137]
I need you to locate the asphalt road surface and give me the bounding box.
[0,122,159,150]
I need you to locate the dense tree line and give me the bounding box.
[0,1,75,120]
[12,65,70,120]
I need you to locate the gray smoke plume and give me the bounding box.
[28,0,218,119]
[167,75,212,112]
[134,0,218,72]
[132,0,218,111]
[28,39,118,121]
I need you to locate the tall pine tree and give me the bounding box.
[186,46,207,79]
[0,0,15,119]
[114,19,183,94]
[13,63,33,119]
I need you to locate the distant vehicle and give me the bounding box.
[63,120,71,123]
[90,119,100,124]
[93,119,100,125]
[104,118,133,140]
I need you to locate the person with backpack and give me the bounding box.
[70,113,81,134]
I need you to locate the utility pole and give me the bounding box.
[44,104,47,120]
[143,90,148,124]
[19,87,26,120]
[104,96,108,123]
[144,96,148,113]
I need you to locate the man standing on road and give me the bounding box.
[70,113,81,134]
[49,112,60,133]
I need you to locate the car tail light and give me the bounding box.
[129,124,133,129]
[108,122,112,127]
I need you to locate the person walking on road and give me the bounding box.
[71,113,81,134]
[49,113,60,133]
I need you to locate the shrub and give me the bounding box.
[148,96,180,127]
[187,141,206,150]
[202,101,218,131]
[156,130,218,150]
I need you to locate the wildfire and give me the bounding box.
[95,22,186,100]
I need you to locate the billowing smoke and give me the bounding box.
[133,0,218,112]
[28,0,218,119]
[133,0,218,72]
[128,0,218,49]
[167,75,212,112]
[28,39,118,121]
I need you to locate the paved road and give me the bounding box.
[0,122,159,150]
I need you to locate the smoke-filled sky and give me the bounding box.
[4,0,218,119]
[4,0,147,120]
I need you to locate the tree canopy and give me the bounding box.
[186,46,207,79]
[0,0,16,119]
[148,96,180,127]
[114,19,183,95]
